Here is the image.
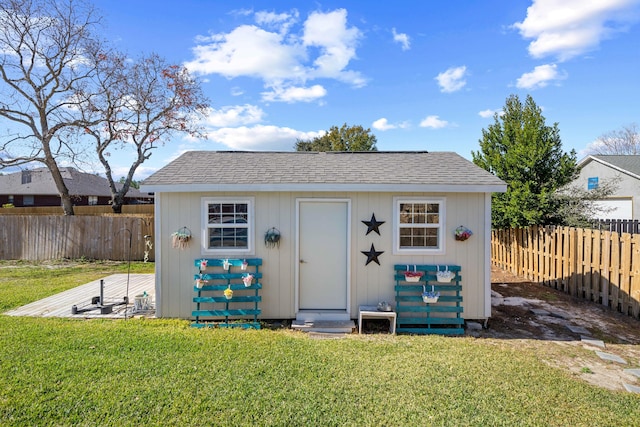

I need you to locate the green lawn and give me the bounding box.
[1,262,639,426]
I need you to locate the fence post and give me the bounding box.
[631,234,640,318]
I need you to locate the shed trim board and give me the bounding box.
[484,192,492,317]
[295,198,351,320]
[154,195,163,318]
[142,183,506,194]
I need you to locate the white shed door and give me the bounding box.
[298,200,348,310]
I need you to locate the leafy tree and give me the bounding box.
[0,0,102,215]
[587,123,640,155]
[79,51,208,213]
[472,94,578,228]
[295,123,377,151]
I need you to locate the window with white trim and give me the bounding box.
[88,196,98,205]
[393,197,445,254]
[202,197,254,255]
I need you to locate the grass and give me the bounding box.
[1,261,639,426]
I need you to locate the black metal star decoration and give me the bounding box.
[362,213,385,235]
[361,243,384,266]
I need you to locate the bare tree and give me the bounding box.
[79,51,209,213]
[587,123,640,155]
[0,0,102,215]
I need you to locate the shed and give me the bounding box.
[141,151,506,326]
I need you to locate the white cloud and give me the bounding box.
[435,66,468,93]
[516,63,567,89]
[372,118,410,131]
[185,25,305,81]
[513,0,640,61]
[419,115,449,129]
[203,104,265,127]
[302,9,365,85]
[185,8,365,101]
[205,125,324,150]
[261,84,327,103]
[479,109,504,118]
[392,28,410,50]
[372,118,395,131]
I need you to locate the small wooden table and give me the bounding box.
[358,305,396,334]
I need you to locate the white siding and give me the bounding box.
[155,191,492,320]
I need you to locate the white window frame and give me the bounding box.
[201,197,254,256]
[88,196,98,205]
[392,197,445,255]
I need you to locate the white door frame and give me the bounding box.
[295,198,351,317]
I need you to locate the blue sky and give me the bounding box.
[71,0,640,177]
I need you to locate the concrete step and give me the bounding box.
[291,320,356,334]
[295,310,350,322]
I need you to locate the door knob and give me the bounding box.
[300,259,306,263]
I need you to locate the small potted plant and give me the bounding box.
[243,274,254,287]
[199,259,208,270]
[222,259,231,270]
[224,285,233,300]
[195,277,206,289]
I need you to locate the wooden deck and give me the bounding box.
[5,274,155,319]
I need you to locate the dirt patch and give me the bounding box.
[473,266,640,391]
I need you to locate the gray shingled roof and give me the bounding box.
[142,151,506,189]
[590,155,640,177]
[0,167,149,197]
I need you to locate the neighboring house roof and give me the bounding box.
[0,167,149,198]
[141,151,507,193]
[578,155,640,180]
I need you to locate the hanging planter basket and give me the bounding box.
[403,265,424,282]
[436,265,455,283]
[171,226,192,250]
[223,285,233,300]
[422,285,440,304]
[264,227,281,248]
[195,277,206,289]
[455,225,473,241]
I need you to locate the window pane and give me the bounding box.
[209,227,248,249]
[426,236,438,247]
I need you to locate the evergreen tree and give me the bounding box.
[472,94,577,228]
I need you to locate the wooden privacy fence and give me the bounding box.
[0,215,154,261]
[492,226,640,319]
